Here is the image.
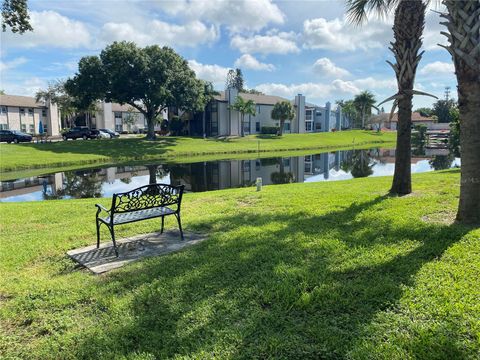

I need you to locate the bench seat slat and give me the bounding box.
[100,207,175,225]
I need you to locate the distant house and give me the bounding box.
[386,112,437,130]
[183,88,349,137]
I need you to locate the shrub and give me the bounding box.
[169,116,184,136]
[261,126,279,135]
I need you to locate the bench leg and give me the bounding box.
[108,225,119,257]
[96,220,101,248]
[160,216,165,234]
[175,213,184,241]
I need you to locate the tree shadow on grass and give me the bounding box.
[72,195,473,359]
[21,137,180,160]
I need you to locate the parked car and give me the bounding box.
[99,128,120,138]
[94,130,111,139]
[62,126,97,140]
[0,130,33,143]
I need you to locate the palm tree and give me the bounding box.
[230,96,256,137]
[439,0,480,224]
[353,91,376,129]
[271,100,295,136]
[347,0,433,195]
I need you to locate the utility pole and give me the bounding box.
[444,86,451,101]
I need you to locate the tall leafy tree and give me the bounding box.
[201,81,219,137]
[347,0,435,195]
[225,68,245,92]
[1,0,32,33]
[439,0,480,224]
[336,99,358,128]
[65,41,205,140]
[230,96,256,137]
[432,99,457,123]
[352,91,376,129]
[271,100,295,136]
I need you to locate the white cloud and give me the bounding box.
[302,16,392,52]
[420,61,454,75]
[157,0,284,32]
[1,11,91,48]
[1,77,47,96]
[312,58,350,78]
[0,57,28,71]
[100,20,218,47]
[188,60,229,88]
[234,54,275,71]
[256,76,397,104]
[231,32,299,55]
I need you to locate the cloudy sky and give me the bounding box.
[1,0,456,109]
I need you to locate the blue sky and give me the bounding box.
[1,0,456,109]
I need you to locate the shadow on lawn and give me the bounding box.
[22,137,180,159]
[74,196,471,359]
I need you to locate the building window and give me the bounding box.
[0,106,7,114]
[21,124,26,132]
[42,109,47,117]
[0,124,8,130]
[44,123,48,132]
[256,121,260,132]
[284,122,290,131]
[29,124,35,133]
[115,124,123,132]
[28,108,34,116]
[306,110,313,121]
[316,111,322,116]
[20,108,25,115]
[243,119,250,134]
[257,105,261,114]
[114,112,122,119]
[306,121,313,132]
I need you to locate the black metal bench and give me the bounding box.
[95,183,185,256]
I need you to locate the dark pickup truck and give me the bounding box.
[62,126,97,140]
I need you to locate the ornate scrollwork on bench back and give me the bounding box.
[112,183,184,213]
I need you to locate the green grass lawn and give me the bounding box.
[0,130,395,173]
[1,170,478,359]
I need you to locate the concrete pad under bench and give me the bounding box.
[67,230,207,274]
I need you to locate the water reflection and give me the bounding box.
[0,147,460,202]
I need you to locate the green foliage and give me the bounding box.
[432,99,457,123]
[168,116,184,136]
[449,107,460,155]
[65,41,204,140]
[337,99,358,127]
[225,68,244,91]
[1,0,32,33]
[1,171,478,359]
[242,89,264,95]
[230,96,256,137]
[271,101,295,136]
[415,107,434,117]
[261,126,279,135]
[353,91,376,129]
[412,123,428,143]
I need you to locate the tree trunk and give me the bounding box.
[456,55,480,226]
[146,165,158,184]
[146,115,156,141]
[391,96,412,194]
[389,0,426,195]
[279,119,284,136]
[240,113,244,137]
[202,110,206,138]
[442,0,480,224]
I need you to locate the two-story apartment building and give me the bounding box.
[0,94,61,136]
[189,88,350,137]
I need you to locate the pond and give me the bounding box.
[0,147,460,202]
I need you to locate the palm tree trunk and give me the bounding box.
[390,0,426,195]
[240,113,244,137]
[442,0,480,224]
[279,119,284,136]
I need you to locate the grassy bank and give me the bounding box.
[1,170,479,359]
[0,130,395,173]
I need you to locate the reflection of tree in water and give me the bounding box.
[270,158,295,184]
[341,150,375,178]
[429,155,454,171]
[43,172,103,199]
[120,177,132,184]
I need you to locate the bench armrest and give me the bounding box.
[95,203,110,215]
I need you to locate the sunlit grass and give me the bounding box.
[0,130,396,173]
[1,169,478,359]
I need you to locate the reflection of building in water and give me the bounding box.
[0,173,64,199]
[303,151,349,180]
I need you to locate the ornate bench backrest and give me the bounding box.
[111,183,184,213]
